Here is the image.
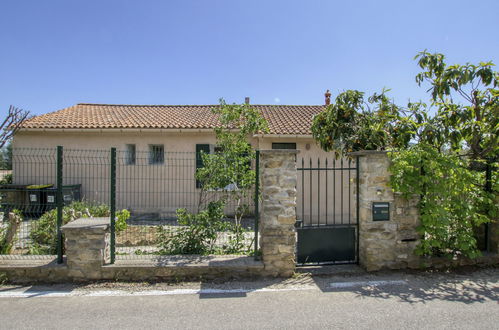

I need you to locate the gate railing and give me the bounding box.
[295,155,360,265]
[296,156,359,227]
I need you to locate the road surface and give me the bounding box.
[0,267,497,329]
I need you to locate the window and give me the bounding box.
[149,144,164,164]
[272,143,297,149]
[125,144,136,165]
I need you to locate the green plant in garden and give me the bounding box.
[157,201,227,255]
[157,201,252,255]
[389,145,497,258]
[29,201,130,255]
[311,51,498,258]
[0,173,12,185]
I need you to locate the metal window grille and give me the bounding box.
[148,145,164,165]
[125,144,136,165]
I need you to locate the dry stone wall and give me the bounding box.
[259,150,298,277]
[353,151,420,271]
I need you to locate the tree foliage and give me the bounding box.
[390,145,497,258]
[312,51,498,258]
[312,51,498,162]
[196,99,268,217]
[311,89,426,158]
[414,51,498,162]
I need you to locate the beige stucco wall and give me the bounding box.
[12,131,355,223]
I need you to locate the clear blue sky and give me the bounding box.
[1,0,498,116]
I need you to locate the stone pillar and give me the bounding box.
[61,217,110,280]
[352,151,420,271]
[259,150,298,277]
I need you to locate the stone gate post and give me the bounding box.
[352,151,420,271]
[259,150,298,277]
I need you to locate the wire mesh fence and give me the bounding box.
[0,147,258,259]
[114,150,257,258]
[0,148,58,256]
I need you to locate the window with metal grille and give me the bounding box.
[125,144,136,165]
[272,142,297,149]
[148,144,164,165]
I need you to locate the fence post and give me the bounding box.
[110,147,116,264]
[56,146,63,264]
[254,150,260,260]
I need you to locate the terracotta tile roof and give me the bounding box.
[21,103,325,135]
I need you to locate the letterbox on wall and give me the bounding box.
[372,202,390,221]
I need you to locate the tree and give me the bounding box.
[197,99,269,220]
[311,51,498,258]
[0,106,30,149]
[157,99,269,255]
[414,51,498,164]
[311,89,422,158]
[311,51,498,164]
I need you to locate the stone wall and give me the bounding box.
[62,217,111,280]
[352,151,421,271]
[259,150,298,277]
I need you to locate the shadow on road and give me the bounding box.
[310,268,499,304]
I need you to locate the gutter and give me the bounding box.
[18,129,313,138]
[17,128,216,133]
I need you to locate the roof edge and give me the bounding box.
[75,103,324,107]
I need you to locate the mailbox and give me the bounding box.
[372,202,390,221]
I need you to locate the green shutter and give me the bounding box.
[196,144,210,188]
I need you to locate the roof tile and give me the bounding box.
[21,103,325,135]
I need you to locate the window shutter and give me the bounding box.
[196,144,211,188]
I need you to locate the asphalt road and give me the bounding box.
[0,268,498,329]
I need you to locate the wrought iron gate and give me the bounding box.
[296,156,359,265]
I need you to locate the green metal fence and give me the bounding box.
[113,149,257,259]
[0,147,259,261]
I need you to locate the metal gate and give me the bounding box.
[296,156,359,265]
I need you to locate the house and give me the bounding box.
[12,95,353,222]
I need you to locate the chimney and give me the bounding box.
[324,90,331,106]
[245,97,250,104]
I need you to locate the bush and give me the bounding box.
[156,201,252,255]
[157,201,227,255]
[29,201,130,255]
[389,145,497,258]
[0,173,12,185]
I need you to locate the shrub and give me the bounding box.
[156,201,252,255]
[157,201,227,255]
[0,173,12,185]
[29,201,130,255]
[390,145,497,258]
